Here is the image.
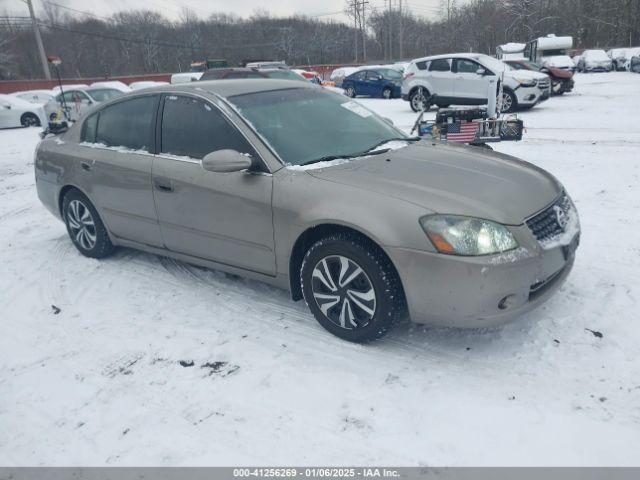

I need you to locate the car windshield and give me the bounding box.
[229,88,409,166]
[585,50,609,60]
[87,89,123,102]
[262,70,307,82]
[522,60,542,70]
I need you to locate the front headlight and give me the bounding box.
[420,215,518,256]
[515,78,537,87]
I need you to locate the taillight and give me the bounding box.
[403,72,414,80]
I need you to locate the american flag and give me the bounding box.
[446,121,478,142]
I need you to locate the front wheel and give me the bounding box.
[301,234,405,342]
[382,87,392,99]
[62,190,115,258]
[500,89,518,113]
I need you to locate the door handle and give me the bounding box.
[154,178,174,192]
[81,161,92,171]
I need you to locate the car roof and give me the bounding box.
[138,78,315,98]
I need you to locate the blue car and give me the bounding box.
[342,68,403,99]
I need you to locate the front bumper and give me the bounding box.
[387,225,578,328]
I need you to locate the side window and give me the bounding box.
[160,95,256,160]
[365,70,381,80]
[95,95,158,151]
[454,58,480,74]
[81,113,98,143]
[351,71,366,81]
[416,61,428,70]
[429,59,451,72]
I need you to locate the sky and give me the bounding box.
[1,0,446,23]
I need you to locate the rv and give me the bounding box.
[524,34,575,71]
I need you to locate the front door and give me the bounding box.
[452,58,491,102]
[152,94,276,276]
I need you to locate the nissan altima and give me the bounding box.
[35,80,580,342]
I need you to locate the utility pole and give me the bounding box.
[398,0,403,60]
[388,0,393,62]
[361,0,369,62]
[26,0,51,79]
[351,0,358,63]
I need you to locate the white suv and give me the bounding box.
[402,53,550,113]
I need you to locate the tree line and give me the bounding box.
[1,0,639,80]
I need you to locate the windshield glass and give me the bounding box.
[263,70,307,82]
[87,89,122,102]
[229,88,407,166]
[522,60,542,70]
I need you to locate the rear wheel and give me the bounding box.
[301,233,405,342]
[62,190,115,258]
[409,88,430,112]
[345,86,356,98]
[20,113,40,127]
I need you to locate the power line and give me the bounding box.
[41,0,113,21]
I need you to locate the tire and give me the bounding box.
[62,189,115,259]
[345,86,356,98]
[500,89,518,113]
[409,88,431,112]
[382,87,392,99]
[300,233,405,343]
[20,112,41,127]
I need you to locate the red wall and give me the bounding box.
[0,73,172,94]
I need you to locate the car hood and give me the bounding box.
[504,69,548,81]
[543,55,575,69]
[548,67,573,79]
[304,142,562,225]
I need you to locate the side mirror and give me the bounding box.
[375,75,383,81]
[476,67,487,76]
[202,149,253,173]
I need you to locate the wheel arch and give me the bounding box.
[288,223,406,303]
[409,85,430,97]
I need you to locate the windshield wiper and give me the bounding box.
[364,136,421,153]
[300,137,420,167]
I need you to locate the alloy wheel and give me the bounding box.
[22,114,39,127]
[346,87,356,98]
[67,199,97,250]
[411,93,426,111]
[311,255,377,330]
[501,92,513,112]
[382,88,392,99]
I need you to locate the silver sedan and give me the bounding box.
[34,80,580,342]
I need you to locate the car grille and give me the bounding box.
[525,193,573,242]
[538,78,550,90]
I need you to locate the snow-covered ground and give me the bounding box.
[1,72,639,466]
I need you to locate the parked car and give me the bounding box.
[34,80,580,342]
[129,81,169,90]
[170,72,203,84]
[576,50,613,72]
[90,81,131,93]
[505,58,574,95]
[260,69,308,82]
[0,94,46,128]
[200,68,268,80]
[402,53,550,113]
[330,67,360,87]
[621,47,640,71]
[607,48,629,71]
[52,84,89,93]
[342,68,402,99]
[44,87,124,122]
[630,54,640,73]
[10,89,55,105]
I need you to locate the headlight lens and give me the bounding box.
[515,78,537,87]
[420,215,518,256]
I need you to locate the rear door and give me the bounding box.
[152,93,276,275]
[426,58,454,97]
[452,58,490,102]
[364,70,383,96]
[75,94,163,247]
